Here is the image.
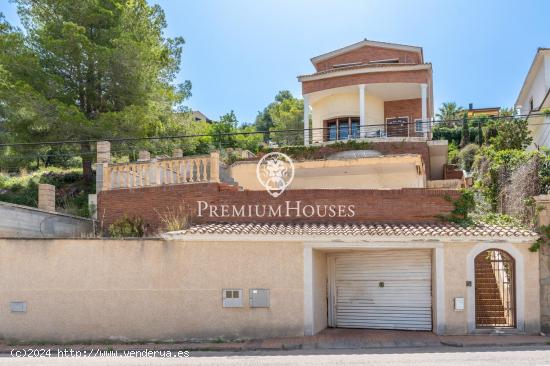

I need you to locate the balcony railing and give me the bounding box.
[304,120,432,145]
[97,152,220,191]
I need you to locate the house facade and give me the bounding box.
[516,48,550,150]
[298,40,434,144]
[0,41,544,342]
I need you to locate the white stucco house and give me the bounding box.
[516,48,550,150]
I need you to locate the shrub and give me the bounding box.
[489,119,532,151]
[447,142,459,164]
[457,143,479,172]
[108,215,145,238]
[157,205,190,232]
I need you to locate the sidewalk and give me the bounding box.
[1,329,549,353]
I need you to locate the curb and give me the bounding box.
[440,341,550,348]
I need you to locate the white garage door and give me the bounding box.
[333,249,432,330]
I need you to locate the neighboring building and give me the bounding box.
[466,103,500,118]
[192,110,212,123]
[298,39,434,144]
[516,48,550,150]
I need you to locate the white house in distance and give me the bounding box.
[516,48,550,150]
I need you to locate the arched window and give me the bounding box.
[475,249,515,328]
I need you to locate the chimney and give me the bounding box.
[138,150,151,161]
[96,141,111,164]
[172,148,183,158]
[38,184,55,212]
[469,103,474,110]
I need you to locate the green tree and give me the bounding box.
[254,91,296,142]
[0,1,189,181]
[211,111,238,149]
[234,124,263,152]
[255,91,303,146]
[490,119,533,151]
[436,102,464,127]
[459,113,470,148]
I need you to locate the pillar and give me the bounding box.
[420,83,428,122]
[138,150,151,161]
[38,184,55,212]
[359,84,366,138]
[96,141,111,164]
[534,195,550,333]
[303,94,310,146]
[303,246,314,335]
[209,151,220,182]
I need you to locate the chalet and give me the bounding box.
[0,40,542,342]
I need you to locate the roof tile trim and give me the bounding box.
[175,222,538,238]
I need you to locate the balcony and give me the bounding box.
[306,119,432,145]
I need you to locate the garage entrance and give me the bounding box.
[328,249,432,331]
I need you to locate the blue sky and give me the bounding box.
[2,0,549,124]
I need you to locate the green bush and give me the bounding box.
[108,215,145,238]
[0,168,93,217]
[457,143,479,172]
[447,142,459,164]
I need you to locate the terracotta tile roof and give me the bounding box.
[173,222,537,239]
[297,62,430,79]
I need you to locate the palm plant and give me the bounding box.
[436,102,464,127]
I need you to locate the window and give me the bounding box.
[338,122,349,140]
[327,121,337,141]
[415,119,425,133]
[324,117,360,141]
[351,119,360,138]
[368,58,399,64]
[222,288,243,307]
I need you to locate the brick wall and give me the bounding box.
[98,183,459,234]
[444,164,464,180]
[384,98,422,137]
[314,45,422,72]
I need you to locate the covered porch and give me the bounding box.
[303,82,431,145]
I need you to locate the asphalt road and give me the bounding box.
[1,346,550,366]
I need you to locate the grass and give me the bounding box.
[0,168,94,218]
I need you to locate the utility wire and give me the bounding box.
[0,112,547,148]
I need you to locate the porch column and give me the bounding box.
[303,94,310,146]
[359,84,366,138]
[420,83,428,122]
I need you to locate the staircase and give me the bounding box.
[475,257,508,327]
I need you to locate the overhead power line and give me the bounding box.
[0,112,548,148]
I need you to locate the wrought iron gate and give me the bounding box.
[475,249,516,328]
